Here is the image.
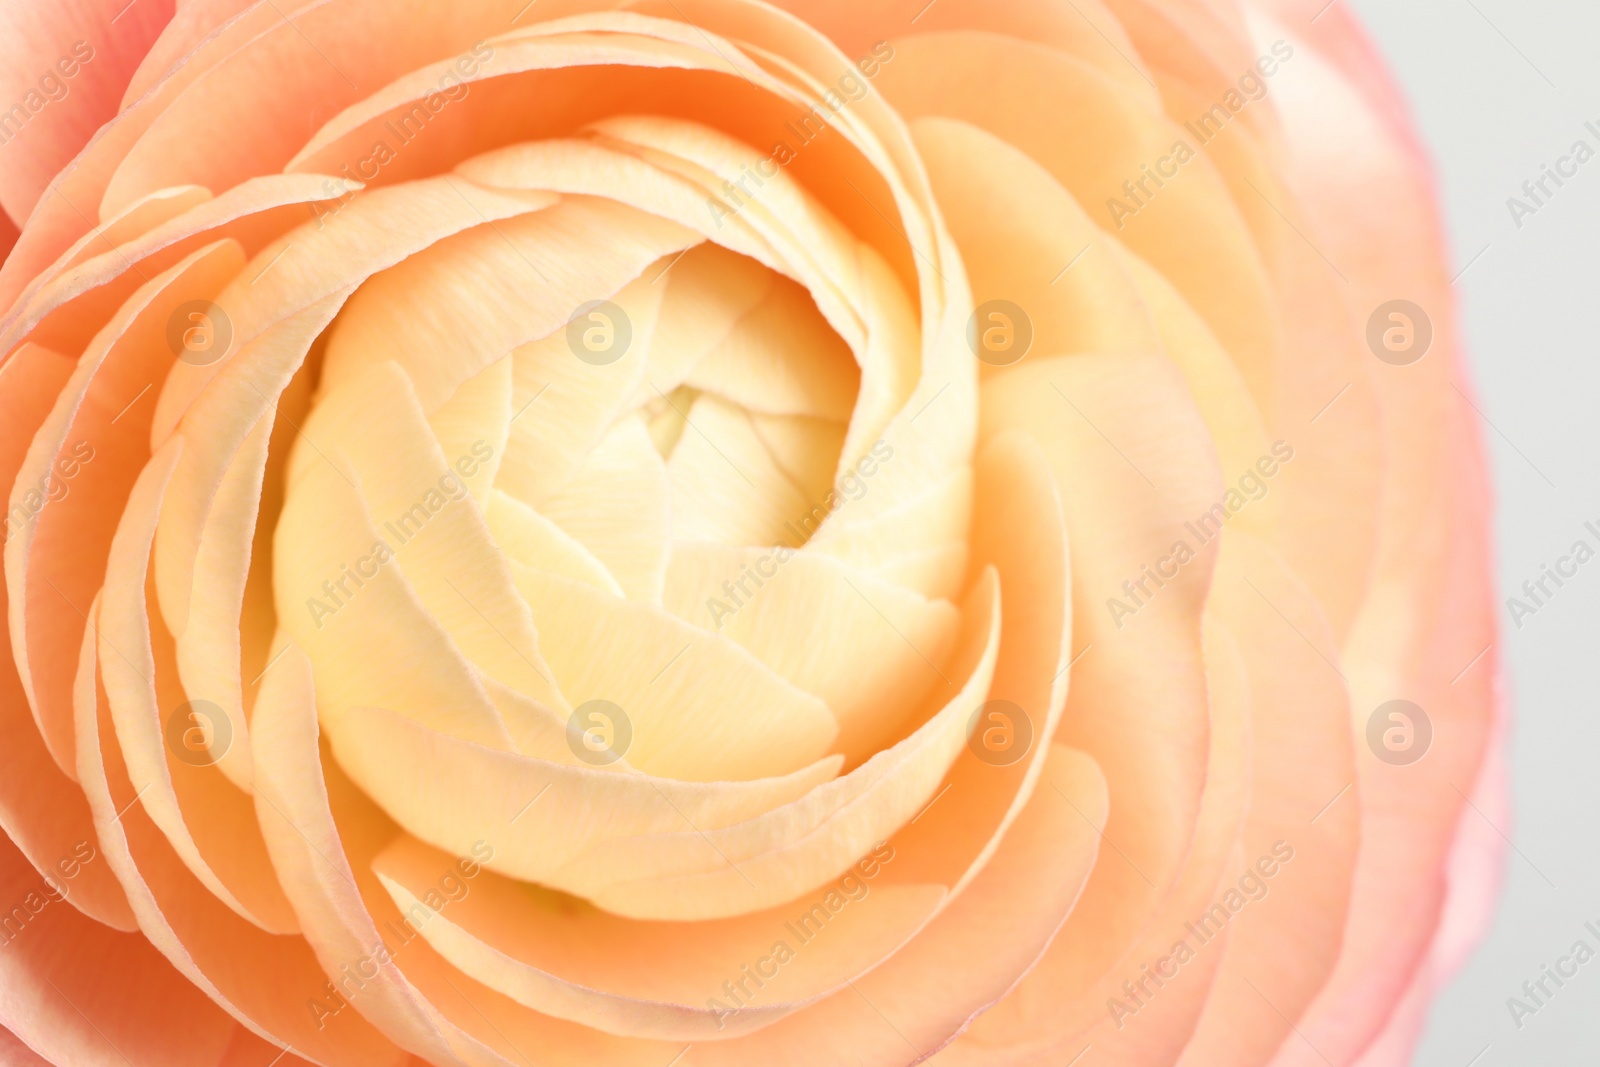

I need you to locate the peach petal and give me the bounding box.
[75,589,409,1067]
[757,0,1153,98]
[328,702,845,879]
[0,825,239,1067]
[2,175,359,361]
[173,407,271,791]
[980,354,1219,987]
[0,340,136,931]
[55,185,213,275]
[250,637,476,1065]
[877,29,1280,401]
[1242,11,1499,1060]
[370,834,945,1041]
[1176,101,1383,638]
[939,617,1252,1066]
[9,238,244,782]
[685,744,1107,1066]
[148,176,554,455]
[0,1023,48,1066]
[94,441,299,933]
[912,116,1162,362]
[0,0,172,223]
[285,14,803,186]
[857,428,1073,901]
[1178,534,1360,1066]
[1107,242,1277,528]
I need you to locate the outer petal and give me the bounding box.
[0,0,173,224]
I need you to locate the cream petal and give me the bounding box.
[495,265,668,509]
[324,701,844,894]
[533,418,674,603]
[508,565,839,785]
[663,543,961,764]
[273,438,517,751]
[427,356,513,508]
[291,359,567,713]
[552,568,996,919]
[319,195,695,415]
[682,273,859,421]
[486,490,621,597]
[632,242,775,403]
[665,393,812,548]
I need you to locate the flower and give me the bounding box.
[0,1,1503,1065]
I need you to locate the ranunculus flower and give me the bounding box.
[0,0,1504,1064]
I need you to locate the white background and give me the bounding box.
[1344,0,1600,1062]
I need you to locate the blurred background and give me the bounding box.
[1344,0,1600,1062]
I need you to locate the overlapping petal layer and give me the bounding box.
[0,0,1500,1065]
